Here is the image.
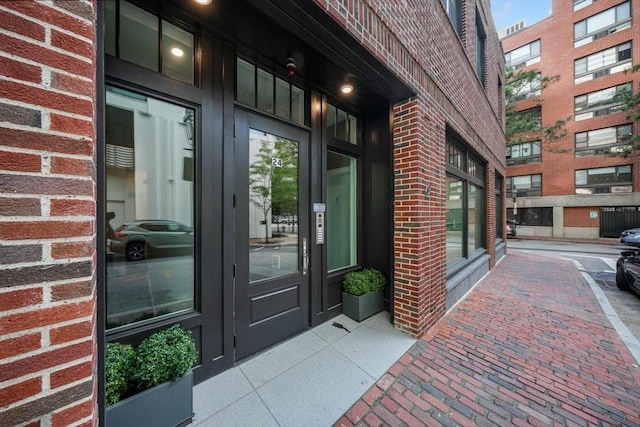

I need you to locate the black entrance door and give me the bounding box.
[234,110,310,359]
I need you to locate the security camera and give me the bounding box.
[286,57,296,77]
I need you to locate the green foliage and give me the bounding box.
[105,342,136,406]
[132,325,198,390]
[343,268,386,296]
[105,325,197,406]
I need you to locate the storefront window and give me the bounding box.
[446,175,464,265]
[105,86,195,330]
[327,152,357,272]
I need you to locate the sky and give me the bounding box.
[490,0,553,32]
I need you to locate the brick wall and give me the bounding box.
[315,0,506,336]
[0,1,98,425]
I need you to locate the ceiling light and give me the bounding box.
[340,84,353,94]
[194,0,212,4]
[171,47,184,57]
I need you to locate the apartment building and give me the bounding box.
[502,0,640,239]
[0,0,506,424]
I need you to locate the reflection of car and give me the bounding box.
[112,220,194,261]
[506,219,517,238]
[620,228,640,247]
[616,250,640,298]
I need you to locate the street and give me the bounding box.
[507,238,640,345]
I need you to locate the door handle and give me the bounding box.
[302,238,309,275]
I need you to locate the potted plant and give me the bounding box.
[342,268,386,321]
[105,324,198,427]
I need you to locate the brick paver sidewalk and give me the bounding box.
[335,252,640,426]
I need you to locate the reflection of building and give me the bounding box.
[501,0,640,239]
[1,0,506,424]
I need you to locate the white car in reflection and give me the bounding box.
[111,220,194,261]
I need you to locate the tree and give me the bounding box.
[505,66,570,153]
[609,63,640,157]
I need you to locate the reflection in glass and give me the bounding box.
[248,129,299,282]
[327,152,357,272]
[467,184,483,254]
[446,175,463,266]
[162,20,194,84]
[237,58,255,107]
[275,78,289,119]
[291,86,304,125]
[105,86,195,330]
[104,0,116,56]
[336,109,347,140]
[257,69,274,114]
[120,1,158,72]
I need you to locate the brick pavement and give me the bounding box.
[335,252,640,426]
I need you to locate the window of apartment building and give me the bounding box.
[105,0,195,85]
[574,0,593,11]
[476,9,486,86]
[507,174,541,198]
[513,106,542,130]
[505,39,541,69]
[513,73,541,101]
[326,102,359,273]
[441,0,462,38]
[575,124,633,157]
[507,140,541,165]
[105,86,196,330]
[574,83,631,121]
[575,165,632,194]
[510,207,553,226]
[446,137,485,267]
[574,42,632,84]
[574,1,631,48]
[236,58,306,125]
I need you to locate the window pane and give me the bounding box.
[348,115,357,144]
[106,86,195,330]
[257,69,274,114]
[105,0,116,56]
[587,8,614,33]
[467,184,483,254]
[291,85,304,125]
[446,175,463,266]
[336,108,347,140]
[162,21,194,84]
[236,58,255,106]
[120,1,158,71]
[275,78,290,119]
[327,104,336,137]
[327,152,357,272]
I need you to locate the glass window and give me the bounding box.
[441,0,462,37]
[257,69,274,114]
[120,1,158,72]
[574,42,632,83]
[327,152,357,272]
[237,58,256,107]
[495,175,503,240]
[105,86,195,330]
[467,184,483,254]
[507,174,542,198]
[275,78,290,119]
[574,1,631,46]
[105,1,116,56]
[574,83,631,120]
[291,86,304,124]
[162,20,194,85]
[476,10,486,85]
[505,40,540,68]
[575,165,632,194]
[507,141,541,165]
[326,103,358,144]
[446,175,464,266]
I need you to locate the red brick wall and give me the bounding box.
[315,0,506,336]
[0,1,98,425]
[564,207,600,227]
[503,0,640,197]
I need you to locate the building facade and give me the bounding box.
[0,0,506,424]
[502,0,640,239]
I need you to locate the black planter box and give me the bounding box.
[342,290,384,322]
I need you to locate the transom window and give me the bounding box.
[326,103,358,144]
[507,140,541,166]
[505,39,541,69]
[575,166,632,194]
[575,124,633,157]
[104,0,195,85]
[507,174,541,198]
[236,58,305,125]
[441,0,462,37]
[574,83,631,121]
[574,42,632,84]
[574,1,631,48]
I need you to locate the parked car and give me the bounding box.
[506,219,517,238]
[111,220,194,261]
[620,228,640,247]
[616,250,640,298]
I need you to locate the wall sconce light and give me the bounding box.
[340,83,354,94]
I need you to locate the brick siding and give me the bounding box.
[0,1,98,426]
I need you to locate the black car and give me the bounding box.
[111,220,194,261]
[616,250,640,298]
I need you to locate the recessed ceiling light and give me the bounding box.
[194,0,212,4]
[340,84,354,94]
[171,47,184,57]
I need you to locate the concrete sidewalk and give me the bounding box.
[336,251,640,426]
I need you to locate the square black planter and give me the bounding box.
[106,371,193,427]
[342,290,384,322]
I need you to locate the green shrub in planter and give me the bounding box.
[105,342,136,406]
[132,325,198,390]
[343,268,386,296]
